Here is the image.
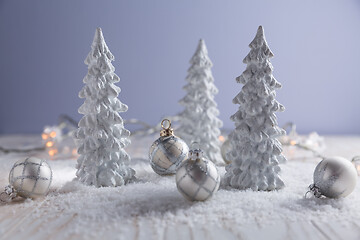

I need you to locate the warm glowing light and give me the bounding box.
[49,131,57,138]
[42,133,48,140]
[46,141,54,147]
[72,149,78,156]
[290,140,297,146]
[48,149,58,157]
[219,135,225,142]
[356,165,360,175]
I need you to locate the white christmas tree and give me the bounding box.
[178,39,224,165]
[74,28,135,187]
[224,26,286,191]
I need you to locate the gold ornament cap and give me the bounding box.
[160,119,174,137]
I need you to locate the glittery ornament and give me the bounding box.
[307,156,357,198]
[149,119,189,175]
[176,145,220,201]
[0,157,52,202]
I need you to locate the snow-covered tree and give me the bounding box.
[177,39,224,165]
[74,28,135,187]
[224,26,286,191]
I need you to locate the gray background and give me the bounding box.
[0,0,359,134]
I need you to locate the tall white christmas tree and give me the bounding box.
[224,26,286,191]
[74,28,135,187]
[178,39,224,165]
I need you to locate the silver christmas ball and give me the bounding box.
[9,157,53,199]
[310,156,357,198]
[149,135,189,175]
[176,148,220,201]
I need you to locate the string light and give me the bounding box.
[48,149,58,157]
[40,115,180,159]
[42,125,77,160]
[45,141,54,147]
[40,115,79,159]
[49,131,57,138]
[0,115,328,163]
[278,123,326,159]
[72,148,78,156]
[0,114,177,157]
[220,122,326,163]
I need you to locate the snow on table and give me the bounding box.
[0,135,360,240]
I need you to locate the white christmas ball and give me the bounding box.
[149,136,189,175]
[9,157,53,199]
[312,156,357,198]
[176,149,220,201]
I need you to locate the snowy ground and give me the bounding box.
[0,135,360,240]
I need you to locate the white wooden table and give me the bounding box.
[0,135,360,240]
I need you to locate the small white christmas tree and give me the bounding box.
[74,28,135,187]
[178,39,224,165]
[224,26,286,191]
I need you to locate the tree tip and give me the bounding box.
[248,25,270,50]
[256,25,264,38]
[195,38,207,53]
[93,27,105,44]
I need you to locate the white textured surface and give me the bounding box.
[0,135,360,240]
[177,39,223,165]
[74,27,135,187]
[225,26,286,191]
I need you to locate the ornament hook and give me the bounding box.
[0,185,17,203]
[189,142,203,161]
[161,119,171,130]
[160,119,174,137]
[304,184,322,198]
